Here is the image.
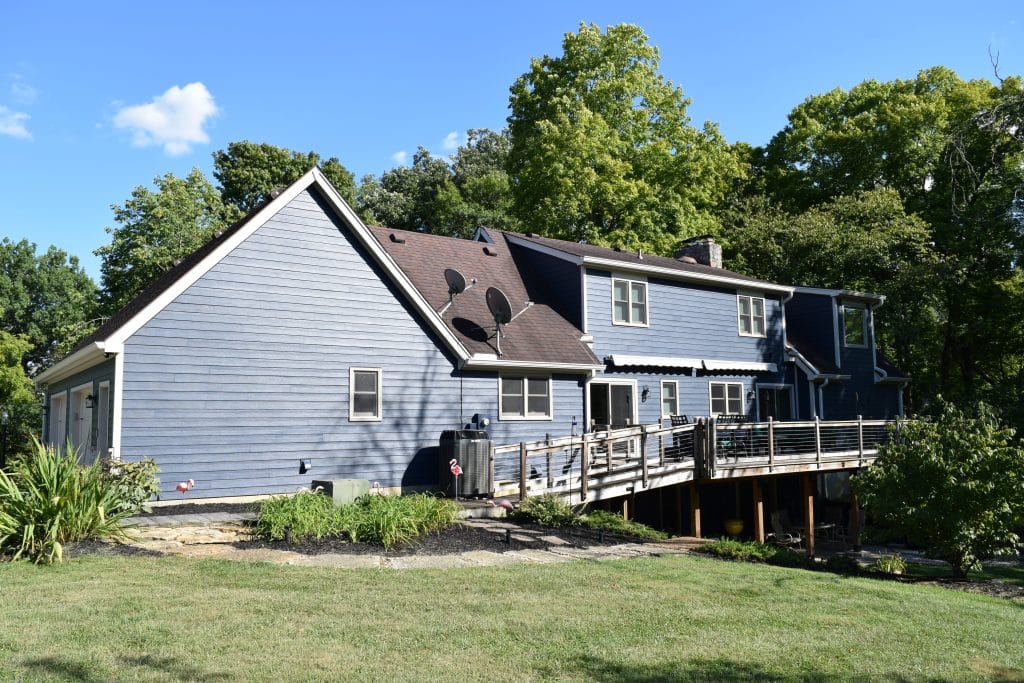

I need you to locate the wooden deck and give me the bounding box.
[489,417,897,504]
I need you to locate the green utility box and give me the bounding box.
[311,479,371,506]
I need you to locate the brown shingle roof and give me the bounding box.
[370,227,599,366]
[502,231,781,288]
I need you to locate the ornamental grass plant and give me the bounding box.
[0,439,133,564]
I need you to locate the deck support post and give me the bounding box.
[676,483,685,533]
[519,442,527,501]
[546,449,553,489]
[622,495,630,521]
[849,488,862,551]
[689,483,702,538]
[752,478,765,543]
[580,434,590,502]
[802,473,815,557]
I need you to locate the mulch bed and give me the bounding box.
[139,502,259,516]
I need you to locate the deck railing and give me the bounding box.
[490,417,900,502]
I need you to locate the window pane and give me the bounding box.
[631,282,645,304]
[739,313,752,334]
[502,394,524,416]
[527,378,548,396]
[613,300,629,323]
[752,298,764,318]
[631,301,646,324]
[738,297,750,316]
[711,396,726,414]
[354,371,377,392]
[502,378,524,398]
[727,384,742,400]
[710,383,725,400]
[844,307,865,345]
[613,280,628,301]
[527,394,550,416]
[752,315,765,336]
[353,393,377,416]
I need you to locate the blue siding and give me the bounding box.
[786,293,837,369]
[120,189,584,498]
[508,244,582,329]
[585,270,785,365]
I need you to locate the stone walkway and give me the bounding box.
[120,516,690,569]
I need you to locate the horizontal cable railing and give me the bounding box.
[491,417,900,501]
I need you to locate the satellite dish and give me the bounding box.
[445,268,467,296]
[486,287,513,325]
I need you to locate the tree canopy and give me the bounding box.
[213,141,356,212]
[507,23,743,253]
[0,331,40,463]
[95,169,242,313]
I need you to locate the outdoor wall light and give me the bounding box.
[641,386,650,403]
[747,390,756,400]
[299,459,312,474]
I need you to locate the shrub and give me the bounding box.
[255,491,458,550]
[513,494,579,527]
[767,547,813,569]
[853,402,1024,576]
[580,510,669,541]
[825,553,862,575]
[254,491,346,543]
[697,539,778,562]
[0,439,132,563]
[874,552,907,575]
[100,457,160,513]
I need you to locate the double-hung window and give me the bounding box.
[612,278,648,326]
[661,381,679,418]
[349,368,382,421]
[842,304,868,347]
[500,377,551,420]
[709,382,744,416]
[737,295,766,337]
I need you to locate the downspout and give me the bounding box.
[897,385,905,418]
[817,377,831,421]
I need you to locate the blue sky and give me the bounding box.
[1,1,1021,280]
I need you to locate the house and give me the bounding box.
[34,168,906,503]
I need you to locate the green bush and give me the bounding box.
[100,457,160,513]
[873,552,908,575]
[255,491,458,550]
[825,553,862,574]
[0,439,132,563]
[255,491,346,543]
[580,509,669,541]
[513,494,579,527]
[697,538,778,562]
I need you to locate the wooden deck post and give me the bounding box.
[752,478,765,543]
[622,495,630,521]
[659,432,665,466]
[849,489,862,551]
[519,442,528,501]
[857,414,864,466]
[690,483,702,538]
[676,483,685,533]
[606,433,614,470]
[580,434,590,502]
[814,416,822,467]
[640,426,649,488]
[767,417,775,472]
[802,473,815,557]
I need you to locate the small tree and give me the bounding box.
[853,402,1024,576]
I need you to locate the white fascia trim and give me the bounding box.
[33,343,107,386]
[99,168,470,364]
[110,351,124,460]
[462,356,603,373]
[785,345,821,378]
[504,234,584,266]
[583,256,795,295]
[793,285,885,304]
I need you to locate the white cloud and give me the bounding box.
[113,82,219,155]
[9,74,37,104]
[442,130,462,150]
[0,105,30,139]
[391,150,408,165]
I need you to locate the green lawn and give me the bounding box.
[1,553,1022,682]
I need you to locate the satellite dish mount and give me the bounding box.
[438,268,476,315]
[486,286,533,357]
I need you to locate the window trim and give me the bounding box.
[349,368,383,422]
[498,375,553,421]
[842,303,869,348]
[736,294,767,338]
[660,380,679,418]
[48,390,68,447]
[708,381,745,417]
[611,276,649,327]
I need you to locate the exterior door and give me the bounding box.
[758,386,793,421]
[588,382,636,430]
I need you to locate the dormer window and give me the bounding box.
[612,278,648,326]
[843,304,868,347]
[737,295,766,337]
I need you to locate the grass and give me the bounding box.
[1,553,1022,681]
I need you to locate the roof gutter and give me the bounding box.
[582,256,795,295]
[33,342,110,387]
[460,356,604,373]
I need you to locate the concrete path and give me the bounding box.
[119,517,689,569]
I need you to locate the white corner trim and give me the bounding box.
[110,350,124,460]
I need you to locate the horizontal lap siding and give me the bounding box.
[120,189,582,498]
[42,359,115,446]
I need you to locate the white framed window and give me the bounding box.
[660,380,678,418]
[612,277,648,326]
[842,304,868,347]
[737,295,766,337]
[349,368,382,421]
[499,376,552,420]
[709,381,744,416]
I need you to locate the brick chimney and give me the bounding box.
[674,236,722,268]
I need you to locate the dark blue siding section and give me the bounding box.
[509,244,582,328]
[42,359,115,452]
[120,189,584,498]
[786,293,837,369]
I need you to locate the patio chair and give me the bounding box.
[767,511,803,549]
